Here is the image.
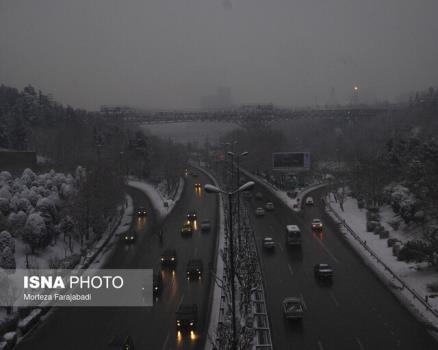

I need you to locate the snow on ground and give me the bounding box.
[239,167,327,212]
[87,194,133,269]
[127,177,184,219]
[326,193,438,332]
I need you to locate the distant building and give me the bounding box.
[201,87,233,110]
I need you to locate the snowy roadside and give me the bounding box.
[7,195,132,349]
[190,163,225,350]
[127,177,184,219]
[239,167,327,212]
[325,193,438,335]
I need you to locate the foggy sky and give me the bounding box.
[1,0,438,110]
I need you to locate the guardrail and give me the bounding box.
[325,200,438,320]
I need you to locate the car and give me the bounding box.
[181,222,193,235]
[314,263,333,280]
[282,297,304,320]
[186,259,203,280]
[200,219,211,232]
[187,211,197,222]
[305,197,314,206]
[123,231,137,243]
[195,182,201,190]
[176,304,198,334]
[265,202,274,211]
[153,273,163,296]
[136,207,147,217]
[255,192,263,200]
[255,207,265,217]
[161,249,177,266]
[262,237,275,249]
[107,335,134,349]
[311,218,323,231]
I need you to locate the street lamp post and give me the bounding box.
[204,181,255,350]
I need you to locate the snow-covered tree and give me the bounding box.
[0,231,14,254]
[0,247,15,270]
[23,212,48,253]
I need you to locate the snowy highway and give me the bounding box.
[15,171,219,350]
[246,185,437,350]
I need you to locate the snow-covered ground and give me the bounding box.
[326,193,438,333]
[239,167,327,212]
[127,177,184,219]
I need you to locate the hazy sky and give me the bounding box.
[1,0,438,110]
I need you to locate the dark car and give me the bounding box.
[181,222,193,235]
[161,249,177,266]
[314,263,333,280]
[311,218,323,232]
[176,304,198,333]
[200,219,211,232]
[187,211,197,222]
[107,335,134,349]
[186,259,203,280]
[123,231,137,243]
[153,273,163,296]
[136,207,147,217]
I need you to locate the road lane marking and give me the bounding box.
[161,333,170,350]
[317,341,324,350]
[355,338,365,350]
[300,294,307,311]
[177,294,184,308]
[314,237,340,264]
[287,263,294,277]
[329,291,340,307]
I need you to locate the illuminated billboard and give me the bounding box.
[272,152,311,171]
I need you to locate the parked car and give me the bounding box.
[186,259,203,280]
[262,237,275,249]
[265,202,274,211]
[136,207,147,217]
[161,249,177,266]
[255,207,265,217]
[305,197,314,206]
[200,219,211,232]
[123,231,137,243]
[314,263,333,280]
[282,297,304,320]
[311,218,323,231]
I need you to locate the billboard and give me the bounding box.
[272,152,311,171]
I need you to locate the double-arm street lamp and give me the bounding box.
[204,180,255,350]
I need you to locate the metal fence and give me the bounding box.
[325,200,438,320]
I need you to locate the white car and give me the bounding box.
[262,237,275,249]
[255,207,265,217]
[305,197,314,206]
[265,202,274,211]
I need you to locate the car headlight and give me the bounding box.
[154,286,158,290]
[161,258,164,261]
[125,236,128,240]
[171,257,175,261]
[131,236,134,240]
[189,322,194,326]
[177,320,180,325]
